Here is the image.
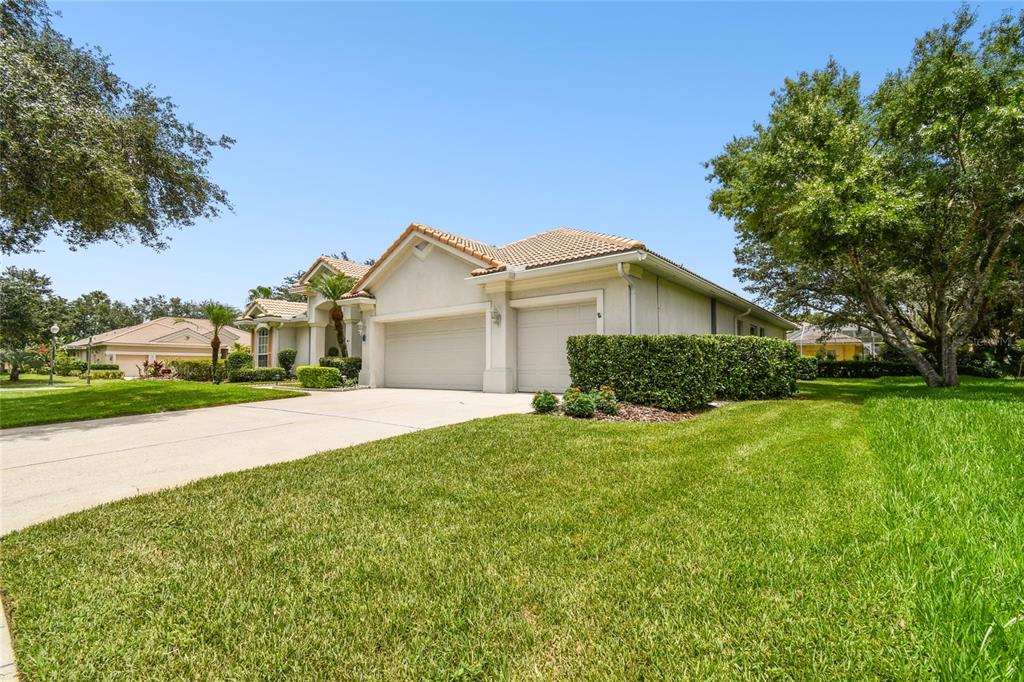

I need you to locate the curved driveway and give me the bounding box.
[0,388,532,535]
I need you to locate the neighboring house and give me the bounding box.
[238,223,796,393]
[65,317,250,375]
[787,323,865,360]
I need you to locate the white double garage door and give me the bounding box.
[383,301,596,392]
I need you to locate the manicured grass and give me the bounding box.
[0,379,304,429]
[0,372,117,388]
[0,378,1020,678]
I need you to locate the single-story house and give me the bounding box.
[66,317,251,375]
[787,323,865,360]
[236,223,798,393]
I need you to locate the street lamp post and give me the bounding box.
[48,323,60,386]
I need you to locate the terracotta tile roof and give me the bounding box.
[320,256,372,279]
[349,224,645,292]
[244,299,307,319]
[66,318,249,348]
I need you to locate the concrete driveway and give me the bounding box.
[0,388,532,534]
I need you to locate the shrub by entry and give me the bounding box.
[531,390,559,414]
[319,356,362,380]
[229,367,286,383]
[561,387,596,418]
[296,365,342,389]
[567,334,798,412]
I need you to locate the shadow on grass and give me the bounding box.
[797,376,1023,405]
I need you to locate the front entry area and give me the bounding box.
[383,315,486,390]
[516,302,597,392]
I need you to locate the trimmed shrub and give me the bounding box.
[319,356,362,381]
[567,334,798,412]
[225,349,254,372]
[277,348,297,375]
[816,360,917,378]
[170,359,227,382]
[229,367,286,382]
[88,369,124,380]
[326,346,340,357]
[531,390,559,414]
[561,387,596,418]
[796,356,818,380]
[53,352,86,376]
[88,363,120,371]
[297,365,342,388]
[592,386,618,415]
[712,336,799,400]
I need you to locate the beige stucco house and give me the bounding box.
[236,223,797,393]
[66,318,250,375]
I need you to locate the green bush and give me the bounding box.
[567,334,798,411]
[297,365,342,388]
[170,359,227,382]
[88,363,120,371]
[88,370,124,380]
[531,390,559,414]
[319,356,361,380]
[225,349,254,372]
[326,346,340,357]
[592,386,618,415]
[53,352,87,376]
[277,348,297,375]
[561,387,596,418]
[816,360,917,378]
[796,356,819,380]
[229,367,286,382]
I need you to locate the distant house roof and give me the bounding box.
[240,298,307,320]
[787,324,864,345]
[65,317,249,349]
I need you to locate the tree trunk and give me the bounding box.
[9,366,19,382]
[211,335,221,384]
[331,306,347,357]
[941,335,960,387]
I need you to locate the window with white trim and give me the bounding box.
[257,328,269,367]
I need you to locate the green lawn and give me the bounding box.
[0,372,118,388]
[1,378,1021,678]
[0,379,304,429]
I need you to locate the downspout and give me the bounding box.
[617,263,633,334]
[736,307,752,334]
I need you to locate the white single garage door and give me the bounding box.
[113,354,148,376]
[517,302,597,393]
[384,315,485,390]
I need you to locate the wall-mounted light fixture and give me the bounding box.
[356,320,366,342]
[490,307,502,326]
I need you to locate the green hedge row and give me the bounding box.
[229,367,286,382]
[297,365,342,388]
[88,369,124,380]
[170,359,227,382]
[815,360,917,378]
[319,356,361,380]
[89,363,120,371]
[567,334,799,411]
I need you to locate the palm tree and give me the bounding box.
[0,348,44,382]
[180,302,239,384]
[308,273,356,357]
[247,285,273,302]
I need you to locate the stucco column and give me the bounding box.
[362,314,384,387]
[308,322,327,365]
[482,285,516,393]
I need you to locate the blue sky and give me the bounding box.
[11,2,1014,306]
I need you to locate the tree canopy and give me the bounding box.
[0,0,233,254]
[706,8,1023,387]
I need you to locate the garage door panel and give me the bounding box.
[516,302,596,393]
[385,315,485,390]
[114,355,148,376]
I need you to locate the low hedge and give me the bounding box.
[225,350,254,372]
[297,365,342,388]
[319,356,361,380]
[796,356,819,380]
[88,369,124,380]
[815,360,917,378]
[567,334,798,411]
[88,363,120,371]
[170,359,227,382]
[229,367,286,383]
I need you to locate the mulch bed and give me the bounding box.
[591,402,707,423]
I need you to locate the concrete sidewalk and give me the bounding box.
[1,388,532,534]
